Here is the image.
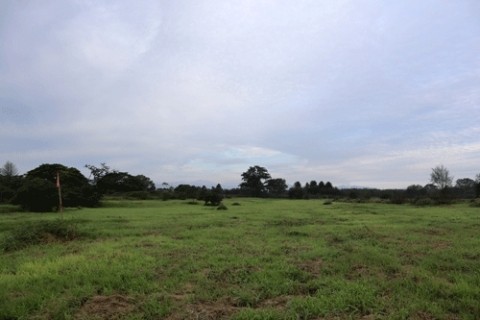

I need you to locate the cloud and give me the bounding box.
[1,0,479,188]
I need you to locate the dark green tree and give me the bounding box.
[240,165,271,197]
[85,163,113,184]
[288,181,304,199]
[13,178,57,212]
[266,178,287,197]
[96,172,155,194]
[13,163,100,210]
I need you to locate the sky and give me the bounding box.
[1,1,479,189]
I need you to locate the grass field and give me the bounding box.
[1,199,479,319]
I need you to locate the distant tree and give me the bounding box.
[455,178,475,189]
[454,178,476,199]
[175,184,199,199]
[96,171,155,194]
[405,184,426,198]
[0,161,19,177]
[288,181,304,199]
[13,178,57,212]
[308,180,319,195]
[85,163,114,185]
[266,178,287,197]
[15,163,100,209]
[430,165,453,189]
[240,165,271,197]
[0,161,23,203]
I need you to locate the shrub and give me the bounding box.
[217,203,228,210]
[204,193,223,206]
[470,198,480,207]
[1,219,80,252]
[413,197,435,206]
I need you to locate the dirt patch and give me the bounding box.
[346,264,370,279]
[166,298,239,320]
[75,295,135,320]
[298,258,323,276]
[258,295,294,310]
[429,241,451,250]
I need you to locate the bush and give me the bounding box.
[413,197,435,206]
[1,219,80,252]
[204,193,223,206]
[217,203,228,210]
[470,198,480,207]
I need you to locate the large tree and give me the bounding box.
[96,172,155,194]
[430,165,453,189]
[13,163,100,211]
[240,165,271,197]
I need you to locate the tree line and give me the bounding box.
[0,161,479,212]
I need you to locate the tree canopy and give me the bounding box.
[240,165,271,197]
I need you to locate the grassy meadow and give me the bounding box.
[0,199,479,319]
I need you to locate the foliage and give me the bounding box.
[240,165,271,197]
[1,219,80,252]
[97,172,155,194]
[14,163,101,210]
[265,178,287,196]
[204,192,223,206]
[12,177,57,212]
[288,181,304,199]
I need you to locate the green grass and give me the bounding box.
[0,199,479,319]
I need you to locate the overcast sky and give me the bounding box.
[1,1,479,188]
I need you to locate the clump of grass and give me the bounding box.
[217,203,228,210]
[1,219,81,252]
[232,202,241,206]
[323,200,333,205]
[186,200,199,205]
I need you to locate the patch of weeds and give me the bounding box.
[323,200,333,205]
[186,200,199,205]
[75,295,136,320]
[286,230,309,237]
[1,219,82,252]
[231,202,241,206]
[0,204,22,214]
[217,203,228,210]
[266,219,310,227]
[232,308,284,320]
